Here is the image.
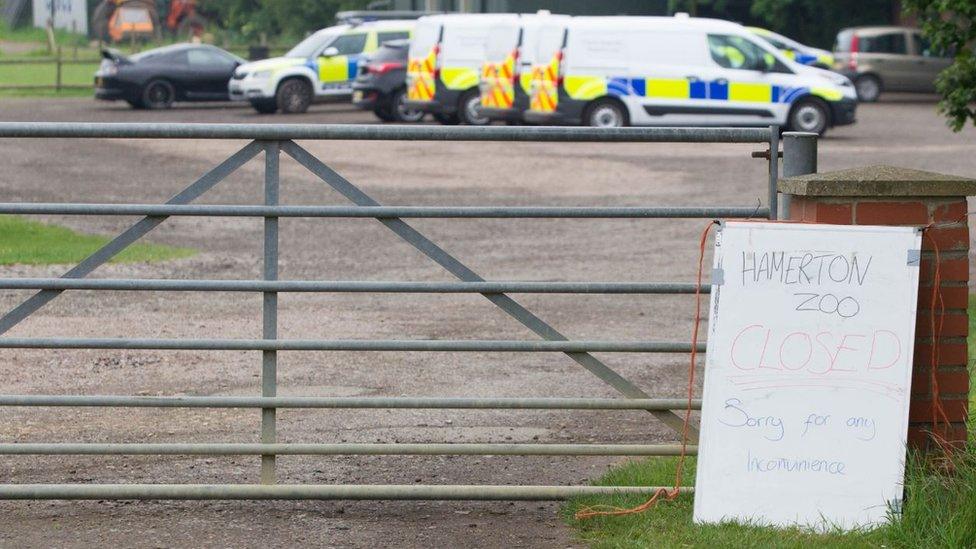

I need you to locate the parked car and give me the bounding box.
[352,39,424,123]
[95,44,245,109]
[524,16,856,135]
[747,27,834,69]
[406,13,515,125]
[479,11,569,124]
[833,26,951,102]
[230,20,414,114]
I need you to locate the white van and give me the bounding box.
[405,13,515,125]
[479,12,569,123]
[525,16,857,134]
[231,20,413,114]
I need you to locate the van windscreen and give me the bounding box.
[485,23,520,61]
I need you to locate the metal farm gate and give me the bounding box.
[0,122,793,501]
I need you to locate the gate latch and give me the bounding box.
[751,149,783,160]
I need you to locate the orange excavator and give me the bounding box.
[92,0,207,43]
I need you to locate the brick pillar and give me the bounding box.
[779,165,976,450]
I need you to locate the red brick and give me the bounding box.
[789,198,807,222]
[813,202,853,224]
[915,312,969,337]
[909,397,969,422]
[932,200,968,223]
[922,226,970,252]
[917,285,969,310]
[912,369,970,395]
[856,201,930,225]
[940,258,970,281]
[908,423,968,449]
[913,342,968,367]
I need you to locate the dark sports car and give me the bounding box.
[95,43,245,109]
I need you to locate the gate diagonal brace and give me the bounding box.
[0,141,263,336]
[281,140,696,440]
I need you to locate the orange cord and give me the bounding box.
[921,227,952,441]
[574,220,718,520]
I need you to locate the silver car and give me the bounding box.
[833,26,951,102]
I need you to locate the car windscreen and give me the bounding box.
[286,30,341,58]
[370,43,408,62]
[485,22,519,61]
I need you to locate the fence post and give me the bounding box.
[261,141,280,484]
[780,131,817,218]
[55,46,63,93]
[779,165,976,450]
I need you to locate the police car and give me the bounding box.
[525,16,856,135]
[747,27,834,69]
[230,20,413,114]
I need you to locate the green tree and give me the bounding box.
[749,0,892,50]
[200,0,371,43]
[904,0,976,131]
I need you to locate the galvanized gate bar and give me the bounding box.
[0,122,786,502]
[0,484,693,501]
[0,338,703,352]
[0,443,698,456]
[281,140,697,438]
[0,204,769,218]
[0,141,263,337]
[0,122,771,142]
[0,279,709,294]
[0,395,701,409]
[261,141,279,484]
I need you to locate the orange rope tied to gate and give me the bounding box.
[575,220,719,520]
[921,226,952,440]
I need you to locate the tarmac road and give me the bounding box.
[0,95,972,547]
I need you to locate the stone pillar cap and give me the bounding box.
[778,165,976,197]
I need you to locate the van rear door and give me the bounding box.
[481,19,520,109]
[407,19,441,102]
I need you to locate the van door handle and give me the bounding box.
[715,78,728,85]
[685,75,700,81]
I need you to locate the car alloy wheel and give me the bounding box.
[143,80,174,109]
[790,99,828,135]
[393,90,424,123]
[854,75,881,103]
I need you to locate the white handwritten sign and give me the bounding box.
[693,222,921,530]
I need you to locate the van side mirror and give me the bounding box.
[321,47,339,58]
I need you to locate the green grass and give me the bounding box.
[0,216,194,265]
[564,300,976,548]
[0,21,89,50]
[0,61,99,91]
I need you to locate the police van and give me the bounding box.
[479,11,569,123]
[405,14,514,125]
[525,16,857,135]
[230,20,414,114]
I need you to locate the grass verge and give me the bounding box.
[0,215,194,265]
[563,300,976,548]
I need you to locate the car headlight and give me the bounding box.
[252,70,273,79]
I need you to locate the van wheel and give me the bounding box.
[585,99,627,127]
[142,80,174,109]
[276,78,313,114]
[788,98,829,135]
[250,99,278,114]
[458,90,490,125]
[854,75,881,102]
